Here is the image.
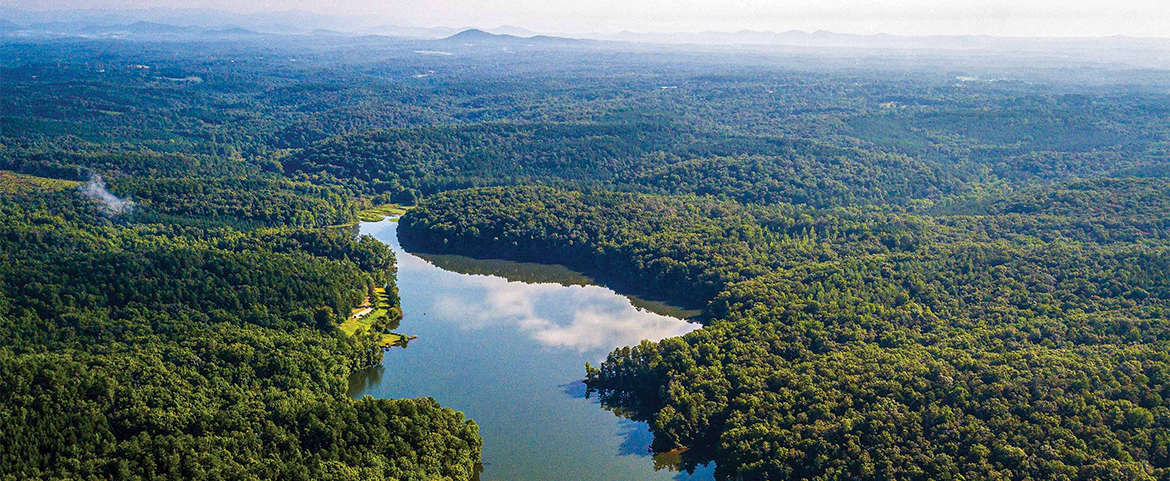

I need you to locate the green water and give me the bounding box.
[350,219,715,481]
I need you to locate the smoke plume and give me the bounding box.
[80,174,135,215]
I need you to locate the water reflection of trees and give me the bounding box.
[347,364,386,398]
[417,252,594,287]
[587,384,716,476]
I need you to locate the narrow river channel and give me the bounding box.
[348,218,716,481]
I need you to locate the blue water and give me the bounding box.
[349,219,716,481]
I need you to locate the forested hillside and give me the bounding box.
[402,180,1170,480]
[0,172,481,479]
[285,123,956,208]
[2,33,1169,480]
[0,40,492,480]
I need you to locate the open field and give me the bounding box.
[360,204,413,222]
[340,287,409,347]
[0,171,82,194]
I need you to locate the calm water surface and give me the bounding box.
[349,219,715,481]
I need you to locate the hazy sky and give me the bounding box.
[6,0,1170,37]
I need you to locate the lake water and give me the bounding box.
[349,218,715,481]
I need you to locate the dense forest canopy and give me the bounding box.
[2,32,1170,480]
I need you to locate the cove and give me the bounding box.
[349,218,716,481]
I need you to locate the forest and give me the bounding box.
[0,170,481,479]
[2,31,1169,480]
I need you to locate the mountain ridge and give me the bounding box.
[440,28,586,46]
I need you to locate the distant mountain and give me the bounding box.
[444,28,502,42]
[96,21,193,35]
[441,28,586,47]
[0,20,192,38]
[488,25,539,37]
[2,6,1167,68]
[371,25,543,40]
[0,7,357,34]
[0,19,278,40]
[360,25,457,39]
[310,28,351,37]
[202,26,266,38]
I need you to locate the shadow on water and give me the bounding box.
[617,419,656,457]
[417,252,595,287]
[570,380,719,480]
[621,420,718,480]
[347,365,385,399]
[559,380,589,399]
[563,378,718,478]
[654,448,719,481]
[564,379,660,460]
[563,380,657,457]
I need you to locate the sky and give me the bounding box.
[5,0,1169,37]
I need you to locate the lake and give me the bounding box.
[349,218,715,481]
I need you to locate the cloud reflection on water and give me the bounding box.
[423,268,698,353]
[369,218,699,354]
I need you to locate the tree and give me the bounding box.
[315,306,337,331]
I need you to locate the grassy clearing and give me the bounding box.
[359,203,412,222]
[0,171,83,194]
[340,287,409,347]
[375,332,406,347]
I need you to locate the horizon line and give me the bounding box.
[3,6,1170,41]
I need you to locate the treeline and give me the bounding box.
[2,148,360,229]
[401,181,1170,480]
[287,122,958,209]
[119,176,360,228]
[0,180,481,479]
[10,39,1168,212]
[846,94,1169,182]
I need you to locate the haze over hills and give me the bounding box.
[602,29,1170,51]
[3,6,1170,72]
[5,6,1169,44]
[0,6,536,38]
[0,6,340,33]
[0,19,274,40]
